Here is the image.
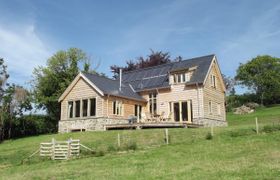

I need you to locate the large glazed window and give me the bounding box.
[82,99,88,117]
[134,104,142,120]
[68,101,73,118]
[90,98,96,116]
[75,100,80,118]
[113,100,123,116]
[149,93,157,115]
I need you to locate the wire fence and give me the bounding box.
[22,117,280,162]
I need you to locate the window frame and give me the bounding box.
[172,73,188,84]
[82,99,88,117]
[68,101,74,118]
[134,104,142,120]
[149,93,157,115]
[113,100,123,116]
[75,100,81,118]
[67,97,97,119]
[211,75,216,88]
[89,98,96,117]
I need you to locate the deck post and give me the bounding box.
[255,117,259,134]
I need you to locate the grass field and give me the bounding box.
[0,106,280,179]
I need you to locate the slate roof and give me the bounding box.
[121,54,215,92]
[82,72,146,102]
[82,54,214,101]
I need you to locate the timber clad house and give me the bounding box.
[58,54,227,133]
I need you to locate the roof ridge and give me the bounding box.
[82,72,117,82]
[122,54,215,75]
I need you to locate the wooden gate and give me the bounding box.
[40,138,80,160]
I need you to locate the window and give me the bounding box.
[208,101,212,114]
[178,74,182,83]
[217,103,221,115]
[82,99,88,117]
[173,73,187,84]
[173,75,177,84]
[134,104,142,119]
[68,101,73,118]
[113,100,123,116]
[90,98,96,116]
[75,100,80,117]
[182,73,186,82]
[211,75,216,88]
[149,93,157,115]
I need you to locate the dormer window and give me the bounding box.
[169,66,196,85]
[172,73,189,84]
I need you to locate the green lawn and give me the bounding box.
[0,106,280,179]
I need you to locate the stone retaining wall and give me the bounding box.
[58,117,128,133]
[193,118,228,127]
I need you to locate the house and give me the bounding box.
[58,54,227,132]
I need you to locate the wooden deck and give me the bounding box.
[105,122,202,130]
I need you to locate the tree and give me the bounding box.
[32,48,91,130]
[110,50,181,79]
[0,58,9,141]
[222,74,236,95]
[235,55,280,105]
[1,85,31,139]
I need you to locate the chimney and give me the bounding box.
[119,68,122,91]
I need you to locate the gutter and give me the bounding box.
[135,86,171,93]
[104,93,147,103]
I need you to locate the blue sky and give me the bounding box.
[1,0,280,90]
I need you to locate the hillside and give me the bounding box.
[0,106,280,179]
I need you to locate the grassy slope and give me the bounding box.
[0,106,280,179]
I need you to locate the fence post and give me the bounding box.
[117,133,121,147]
[165,128,169,145]
[255,117,259,134]
[51,138,55,160]
[211,124,214,136]
[68,138,72,158]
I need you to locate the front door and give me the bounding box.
[172,100,193,123]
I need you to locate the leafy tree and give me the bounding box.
[32,48,91,130]
[110,50,181,79]
[235,55,280,105]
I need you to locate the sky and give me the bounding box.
[1,0,280,91]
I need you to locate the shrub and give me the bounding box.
[126,141,137,151]
[263,124,280,133]
[96,150,105,157]
[228,128,254,137]
[107,145,117,152]
[205,132,213,140]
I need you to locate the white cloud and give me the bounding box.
[0,23,53,86]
